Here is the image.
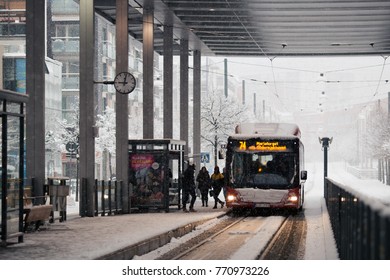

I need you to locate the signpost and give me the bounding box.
[66,141,79,201]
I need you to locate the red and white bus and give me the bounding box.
[225,123,307,213]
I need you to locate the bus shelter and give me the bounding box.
[128,139,185,212]
[0,91,27,245]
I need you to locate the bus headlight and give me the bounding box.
[227,194,236,202]
[288,195,298,202]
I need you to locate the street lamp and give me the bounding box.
[319,137,333,193]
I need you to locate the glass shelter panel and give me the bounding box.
[5,114,21,236]
[169,159,179,205]
[0,95,26,244]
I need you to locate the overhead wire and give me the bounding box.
[373,56,388,97]
[224,0,288,111]
[227,60,390,77]
[323,61,390,74]
[228,60,320,74]
[194,66,390,86]
[140,7,390,104]
[138,6,390,116]
[352,53,389,115]
[132,2,390,80]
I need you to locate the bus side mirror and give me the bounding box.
[301,170,307,180]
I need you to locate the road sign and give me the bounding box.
[66,142,78,153]
[200,152,210,163]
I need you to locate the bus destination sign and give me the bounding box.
[239,141,287,151]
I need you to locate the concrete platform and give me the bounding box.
[0,200,228,260]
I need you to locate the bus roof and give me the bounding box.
[234,123,301,138]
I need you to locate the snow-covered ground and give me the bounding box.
[2,161,390,279]
[302,162,339,259]
[2,161,339,260]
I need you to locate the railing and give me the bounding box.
[324,178,390,259]
[94,180,123,216]
[79,179,125,217]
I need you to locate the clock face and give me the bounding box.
[114,72,136,94]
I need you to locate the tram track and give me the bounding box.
[258,211,307,260]
[257,215,290,259]
[155,214,247,260]
[170,215,249,260]
[155,210,299,260]
[150,209,307,260]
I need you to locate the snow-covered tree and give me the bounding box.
[95,106,116,180]
[366,104,388,159]
[45,99,79,177]
[366,102,390,183]
[95,107,116,155]
[46,102,80,155]
[201,90,250,166]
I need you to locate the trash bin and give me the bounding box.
[47,177,70,222]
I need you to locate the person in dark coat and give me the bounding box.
[210,166,225,209]
[182,164,197,212]
[196,166,211,207]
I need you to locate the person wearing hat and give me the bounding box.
[182,163,197,212]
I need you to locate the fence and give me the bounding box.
[94,180,124,216]
[324,178,390,259]
[79,178,126,217]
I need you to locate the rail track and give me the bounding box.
[154,209,306,260]
[171,215,249,260]
[258,211,306,260]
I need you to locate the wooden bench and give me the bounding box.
[23,205,53,232]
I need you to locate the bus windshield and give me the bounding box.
[230,151,298,189]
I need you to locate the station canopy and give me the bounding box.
[95,0,390,57]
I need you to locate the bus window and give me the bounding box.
[231,152,298,189]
